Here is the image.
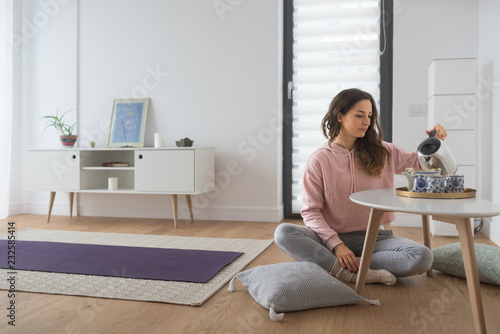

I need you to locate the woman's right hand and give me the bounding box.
[333,244,359,273]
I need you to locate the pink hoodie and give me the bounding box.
[301,141,421,251]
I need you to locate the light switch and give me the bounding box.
[408,104,428,116]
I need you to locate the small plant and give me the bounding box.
[42,109,76,137]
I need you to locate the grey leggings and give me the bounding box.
[274,223,433,277]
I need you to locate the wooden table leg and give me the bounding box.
[185,195,194,223]
[69,192,74,218]
[456,217,486,334]
[355,208,385,294]
[47,191,56,223]
[421,215,433,277]
[171,195,178,228]
[432,215,486,334]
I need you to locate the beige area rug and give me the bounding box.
[0,228,273,306]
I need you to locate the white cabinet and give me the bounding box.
[135,150,195,192]
[428,58,476,236]
[27,150,80,190]
[428,58,476,96]
[26,147,215,227]
[428,59,476,183]
[79,149,136,191]
[135,149,215,193]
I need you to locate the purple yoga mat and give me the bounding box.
[0,240,243,283]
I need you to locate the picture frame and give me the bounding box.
[108,98,149,147]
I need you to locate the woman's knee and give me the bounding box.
[373,239,435,276]
[404,244,434,275]
[274,223,297,248]
[417,246,434,271]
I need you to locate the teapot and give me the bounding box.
[417,130,458,175]
[402,168,441,192]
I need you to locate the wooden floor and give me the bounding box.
[1,214,500,334]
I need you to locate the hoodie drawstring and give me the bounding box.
[347,150,357,194]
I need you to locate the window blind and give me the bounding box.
[291,0,382,213]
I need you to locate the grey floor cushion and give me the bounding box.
[228,261,380,321]
[432,242,500,285]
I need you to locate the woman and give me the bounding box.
[275,88,447,285]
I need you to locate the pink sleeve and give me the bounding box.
[386,143,421,174]
[300,155,343,251]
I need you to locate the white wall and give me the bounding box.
[7,0,24,216]
[20,0,78,215]
[392,0,480,227]
[478,0,500,245]
[17,0,500,232]
[393,0,500,245]
[393,0,478,152]
[21,0,284,222]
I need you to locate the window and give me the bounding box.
[283,0,393,218]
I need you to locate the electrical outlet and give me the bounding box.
[408,104,428,116]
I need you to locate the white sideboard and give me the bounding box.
[26,147,215,227]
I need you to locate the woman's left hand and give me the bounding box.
[426,124,447,140]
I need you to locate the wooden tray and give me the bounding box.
[396,187,476,199]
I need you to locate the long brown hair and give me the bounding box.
[321,88,390,177]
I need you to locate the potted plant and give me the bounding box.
[42,109,78,147]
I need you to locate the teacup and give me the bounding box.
[426,175,446,193]
[445,175,465,193]
[402,168,441,192]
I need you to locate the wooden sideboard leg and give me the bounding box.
[355,208,385,295]
[171,195,178,228]
[455,217,486,334]
[421,215,433,277]
[47,191,56,223]
[185,195,194,223]
[69,192,74,218]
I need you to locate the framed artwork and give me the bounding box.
[108,98,149,147]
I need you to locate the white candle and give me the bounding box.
[154,133,164,148]
[108,177,118,191]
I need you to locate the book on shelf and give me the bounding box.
[101,161,130,167]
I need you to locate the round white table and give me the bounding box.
[350,188,500,334]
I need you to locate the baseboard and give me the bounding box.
[81,204,284,223]
[482,217,500,246]
[488,225,500,246]
[194,204,284,222]
[429,220,474,237]
[8,202,23,216]
[22,200,284,223]
[391,212,478,237]
[23,202,71,217]
[390,212,422,227]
